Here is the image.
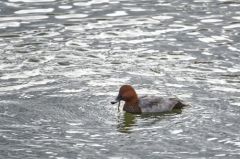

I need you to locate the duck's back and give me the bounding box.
[139,96,185,113]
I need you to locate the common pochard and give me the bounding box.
[111,85,186,114]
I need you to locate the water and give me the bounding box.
[0,0,240,158]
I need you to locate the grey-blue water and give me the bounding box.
[0,0,240,158]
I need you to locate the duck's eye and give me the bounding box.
[121,92,132,101]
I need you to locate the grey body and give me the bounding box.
[139,96,183,113]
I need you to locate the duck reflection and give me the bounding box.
[117,112,137,133]
[117,109,183,133]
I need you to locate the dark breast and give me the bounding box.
[123,104,142,114]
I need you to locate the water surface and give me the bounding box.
[0,0,240,158]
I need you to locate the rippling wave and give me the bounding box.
[0,0,240,158]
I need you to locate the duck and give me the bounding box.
[111,85,186,114]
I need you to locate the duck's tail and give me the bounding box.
[174,101,187,109]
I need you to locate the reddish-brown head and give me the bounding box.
[111,85,138,104]
[111,85,141,114]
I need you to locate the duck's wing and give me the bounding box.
[139,96,185,113]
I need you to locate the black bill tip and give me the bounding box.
[111,101,118,104]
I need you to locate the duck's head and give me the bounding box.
[111,85,138,105]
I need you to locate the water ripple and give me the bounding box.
[1,0,240,158]
[15,8,54,14]
[55,14,88,19]
[9,0,55,2]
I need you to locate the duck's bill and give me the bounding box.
[111,98,120,104]
[111,94,122,105]
[111,96,121,111]
[111,101,118,104]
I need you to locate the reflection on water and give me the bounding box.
[0,0,240,158]
[117,109,183,133]
[117,112,136,133]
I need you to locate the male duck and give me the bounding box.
[111,85,186,114]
